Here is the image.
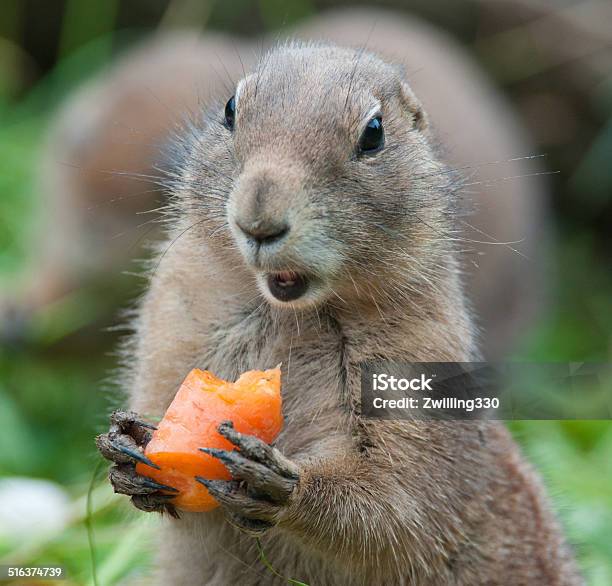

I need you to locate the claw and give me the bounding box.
[215,422,300,480]
[199,447,246,478]
[195,476,228,492]
[199,447,228,459]
[116,444,161,470]
[141,478,179,492]
[194,477,240,500]
[150,493,178,501]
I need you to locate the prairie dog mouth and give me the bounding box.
[266,271,309,302]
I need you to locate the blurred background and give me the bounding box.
[0,1,610,584]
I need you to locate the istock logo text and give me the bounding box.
[372,373,434,392]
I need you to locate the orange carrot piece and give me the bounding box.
[135,367,282,512]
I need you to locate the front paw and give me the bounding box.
[196,421,300,535]
[96,410,179,517]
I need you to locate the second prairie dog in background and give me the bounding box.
[18,8,547,358]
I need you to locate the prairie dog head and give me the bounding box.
[174,42,454,310]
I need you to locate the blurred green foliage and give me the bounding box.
[0,1,610,585]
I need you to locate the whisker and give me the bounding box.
[85,188,163,212]
[461,170,560,188]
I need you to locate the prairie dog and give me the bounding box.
[2,33,250,319]
[97,42,580,585]
[8,9,547,359]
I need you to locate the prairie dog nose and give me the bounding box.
[236,219,290,246]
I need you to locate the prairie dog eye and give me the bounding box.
[358,115,384,154]
[224,95,236,130]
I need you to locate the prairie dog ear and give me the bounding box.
[399,81,429,134]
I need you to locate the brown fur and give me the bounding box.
[6,9,548,360]
[113,42,581,585]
